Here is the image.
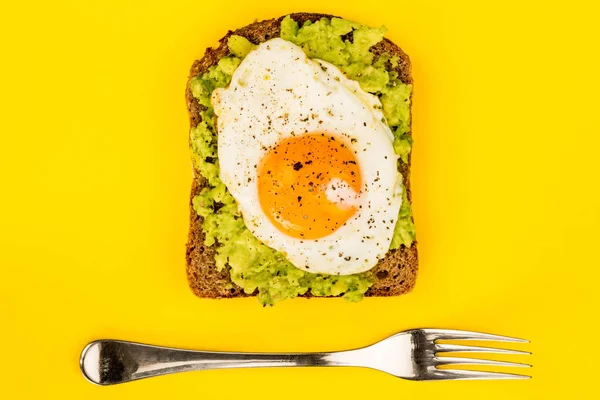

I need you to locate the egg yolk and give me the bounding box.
[257,133,362,239]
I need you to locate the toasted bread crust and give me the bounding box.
[185,13,418,299]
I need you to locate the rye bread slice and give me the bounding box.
[185,13,418,299]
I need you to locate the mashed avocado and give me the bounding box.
[189,16,415,305]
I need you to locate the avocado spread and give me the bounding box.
[189,16,415,305]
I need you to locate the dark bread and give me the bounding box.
[185,13,418,299]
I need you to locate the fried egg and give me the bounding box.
[212,38,403,275]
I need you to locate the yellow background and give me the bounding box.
[1,0,599,398]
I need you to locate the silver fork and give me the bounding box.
[80,328,531,385]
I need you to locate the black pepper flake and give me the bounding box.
[293,162,303,171]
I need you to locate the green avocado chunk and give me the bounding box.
[189,16,415,306]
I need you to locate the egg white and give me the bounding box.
[212,38,403,275]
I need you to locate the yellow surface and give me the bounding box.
[1,0,599,398]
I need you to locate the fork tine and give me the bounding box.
[435,343,531,355]
[436,356,531,368]
[433,369,531,381]
[423,329,528,343]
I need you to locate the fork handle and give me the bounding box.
[80,340,359,385]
